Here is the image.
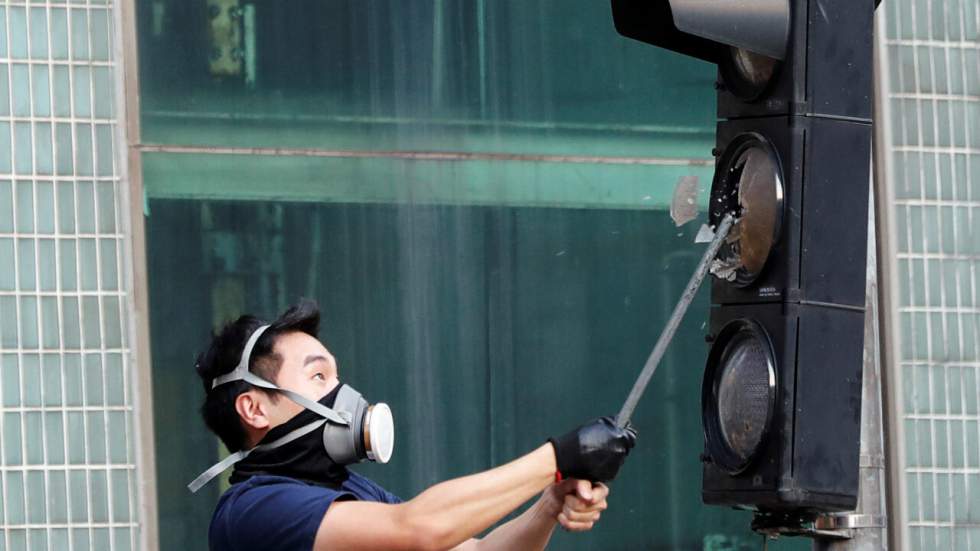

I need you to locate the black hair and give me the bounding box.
[195,299,321,452]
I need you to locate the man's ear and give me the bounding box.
[235,390,271,431]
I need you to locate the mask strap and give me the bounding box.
[210,324,349,426]
[187,419,328,493]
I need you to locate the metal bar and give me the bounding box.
[113,0,159,548]
[136,143,714,167]
[812,187,889,551]
[616,213,734,427]
[141,109,715,136]
[872,3,910,549]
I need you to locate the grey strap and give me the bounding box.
[245,371,350,426]
[210,324,349,425]
[187,419,328,493]
[211,325,271,389]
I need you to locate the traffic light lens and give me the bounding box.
[735,146,783,281]
[718,331,771,460]
[709,135,784,287]
[721,47,779,101]
[703,320,776,474]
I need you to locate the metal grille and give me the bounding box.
[882,0,980,548]
[0,1,139,550]
[716,331,771,463]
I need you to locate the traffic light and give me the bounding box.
[611,0,875,514]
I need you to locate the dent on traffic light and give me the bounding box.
[611,0,875,517]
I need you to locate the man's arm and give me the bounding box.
[315,417,634,551]
[315,444,557,551]
[463,479,610,551]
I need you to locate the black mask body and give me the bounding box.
[230,385,349,489]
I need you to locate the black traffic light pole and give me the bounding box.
[611,0,879,542]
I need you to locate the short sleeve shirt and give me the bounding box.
[208,472,402,551]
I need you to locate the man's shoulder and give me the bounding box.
[215,475,344,514]
[210,476,346,551]
[209,474,401,550]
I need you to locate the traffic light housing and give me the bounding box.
[611,0,875,513]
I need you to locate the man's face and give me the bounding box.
[263,331,340,427]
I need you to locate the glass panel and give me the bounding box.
[6,471,25,524]
[43,354,63,406]
[102,296,122,348]
[36,183,55,235]
[62,296,81,348]
[111,469,132,522]
[68,470,88,522]
[31,65,51,118]
[84,353,104,406]
[15,181,33,233]
[45,412,66,464]
[70,528,90,551]
[51,9,69,60]
[63,353,83,406]
[0,180,12,232]
[1,296,19,347]
[28,8,49,60]
[51,530,70,551]
[97,181,117,233]
[66,412,86,465]
[73,66,93,118]
[0,122,12,174]
[25,471,46,523]
[100,239,119,290]
[78,238,98,290]
[17,237,36,290]
[19,295,38,348]
[82,296,102,349]
[86,412,107,464]
[7,7,27,60]
[105,353,125,406]
[0,237,14,290]
[136,0,715,156]
[21,354,41,407]
[24,412,43,464]
[0,65,9,118]
[77,181,97,233]
[2,353,20,406]
[11,64,30,118]
[89,470,110,523]
[4,412,24,465]
[41,297,59,349]
[48,470,69,523]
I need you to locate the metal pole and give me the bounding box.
[616,214,734,427]
[812,193,888,551]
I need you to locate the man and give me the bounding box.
[194,300,637,550]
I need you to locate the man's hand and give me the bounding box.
[548,417,637,482]
[552,479,609,532]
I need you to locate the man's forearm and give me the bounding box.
[397,444,556,549]
[318,444,558,550]
[471,491,560,551]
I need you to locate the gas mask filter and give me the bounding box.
[325,384,395,465]
[188,325,394,493]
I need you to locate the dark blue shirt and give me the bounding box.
[209,472,402,551]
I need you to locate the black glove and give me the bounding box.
[548,416,637,483]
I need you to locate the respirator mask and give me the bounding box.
[188,325,395,493]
